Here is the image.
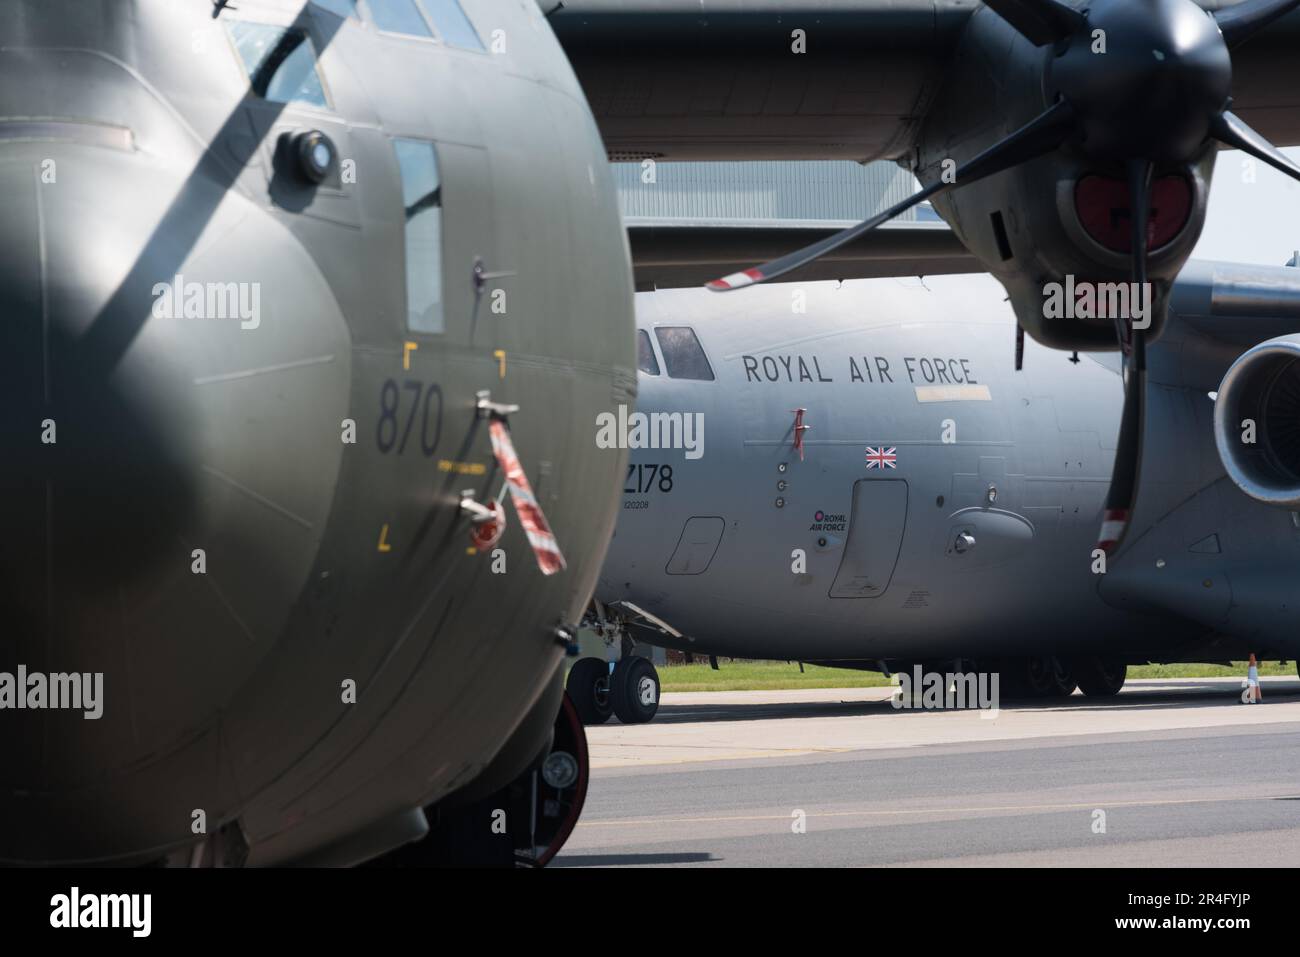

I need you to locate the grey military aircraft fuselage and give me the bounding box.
[0,0,632,866]
[597,267,1300,676]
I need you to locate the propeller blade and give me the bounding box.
[983,0,1087,46]
[1125,159,1153,297]
[1097,160,1152,556]
[707,99,1075,290]
[1212,110,1300,185]
[1213,0,1300,47]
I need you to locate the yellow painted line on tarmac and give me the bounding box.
[575,794,1293,829]
[593,743,853,753]
[589,745,855,769]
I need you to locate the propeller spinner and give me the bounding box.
[707,0,1300,555]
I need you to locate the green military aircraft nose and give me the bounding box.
[0,0,632,866]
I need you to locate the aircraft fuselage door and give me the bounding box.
[829,479,908,598]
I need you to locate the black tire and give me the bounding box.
[1021,657,1056,698]
[1074,658,1127,697]
[611,656,660,724]
[372,691,589,868]
[565,658,612,725]
[1044,657,1077,698]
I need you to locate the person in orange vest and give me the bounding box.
[1245,653,1262,704]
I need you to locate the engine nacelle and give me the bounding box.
[915,5,1215,351]
[1214,335,1300,507]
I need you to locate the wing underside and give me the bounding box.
[626,218,980,289]
[553,0,1300,162]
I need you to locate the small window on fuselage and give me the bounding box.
[393,138,444,334]
[637,330,660,375]
[654,326,714,381]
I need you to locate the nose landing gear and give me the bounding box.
[569,600,666,725]
[610,655,660,724]
[565,657,613,725]
[566,654,660,725]
[370,689,590,868]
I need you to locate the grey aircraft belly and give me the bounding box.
[577,261,1300,721]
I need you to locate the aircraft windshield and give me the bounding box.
[311,0,359,17]
[654,327,714,381]
[422,0,485,51]
[368,0,433,37]
[637,330,661,375]
[228,21,330,109]
[368,0,485,50]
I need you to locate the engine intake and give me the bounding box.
[1214,335,1300,506]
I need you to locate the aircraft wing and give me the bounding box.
[1173,260,1300,346]
[1161,259,1300,391]
[552,0,1300,162]
[626,217,980,289]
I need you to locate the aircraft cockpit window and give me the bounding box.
[654,327,714,381]
[365,0,486,50]
[366,0,434,37]
[420,0,486,51]
[228,21,331,109]
[311,0,360,18]
[637,330,660,376]
[394,138,445,334]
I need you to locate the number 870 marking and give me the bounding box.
[376,379,443,456]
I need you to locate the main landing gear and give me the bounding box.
[566,655,660,725]
[994,656,1127,699]
[1071,658,1128,697]
[571,599,665,725]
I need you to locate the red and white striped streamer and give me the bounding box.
[488,418,567,575]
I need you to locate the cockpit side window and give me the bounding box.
[637,330,660,376]
[366,0,434,37]
[227,21,331,109]
[393,138,445,334]
[654,326,714,380]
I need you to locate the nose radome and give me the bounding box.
[0,144,352,844]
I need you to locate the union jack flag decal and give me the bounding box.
[864,446,897,470]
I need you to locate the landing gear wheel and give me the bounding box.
[527,691,590,867]
[1021,657,1056,698]
[566,657,612,725]
[1044,657,1077,698]
[1074,658,1127,697]
[611,656,660,724]
[371,689,589,868]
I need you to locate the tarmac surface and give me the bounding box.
[557,677,1300,866]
